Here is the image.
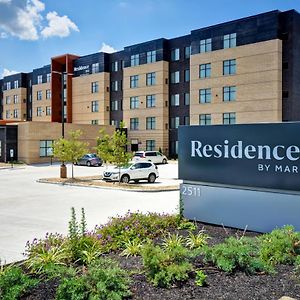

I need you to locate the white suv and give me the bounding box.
[133,151,168,164]
[102,162,159,183]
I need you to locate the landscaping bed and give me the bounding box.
[37,177,180,192]
[1,210,300,300]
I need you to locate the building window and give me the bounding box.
[223,86,236,102]
[91,81,99,93]
[170,117,180,129]
[130,96,139,109]
[199,63,211,78]
[111,100,118,111]
[111,119,120,127]
[224,33,236,49]
[13,95,18,104]
[91,101,99,112]
[39,140,53,157]
[46,73,51,83]
[223,112,236,124]
[130,118,139,130]
[111,81,118,91]
[91,63,99,74]
[171,48,180,61]
[146,117,156,130]
[28,108,32,118]
[111,61,118,72]
[170,141,178,155]
[170,71,180,84]
[130,75,139,88]
[91,120,98,125]
[46,89,51,99]
[183,116,190,125]
[146,140,156,151]
[184,46,191,59]
[6,110,10,119]
[223,59,236,75]
[5,96,11,104]
[37,90,42,100]
[147,50,156,63]
[14,80,19,89]
[146,72,156,86]
[184,69,190,82]
[131,54,139,66]
[146,95,156,108]
[199,114,211,125]
[46,106,51,116]
[200,38,212,53]
[199,88,211,103]
[13,109,18,118]
[36,107,42,116]
[37,75,43,84]
[184,93,190,105]
[6,82,11,90]
[171,94,180,106]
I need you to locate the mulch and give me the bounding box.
[21,222,300,300]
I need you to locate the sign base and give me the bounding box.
[181,183,300,233]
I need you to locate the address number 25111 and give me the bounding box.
[181,185,201,197]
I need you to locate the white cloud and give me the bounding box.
[99,42,117,53]
[0,32,8,38]
[41,11,79,38]
[0,0,45,40]
[0,0,79,40]
[2,68,18,78]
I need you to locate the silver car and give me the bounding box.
[103,162,159,183]
[132,151,168,164]
[76,154,103,167]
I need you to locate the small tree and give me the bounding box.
[53,130,88,178]
[96,129,113,169]
[110,122,132,183]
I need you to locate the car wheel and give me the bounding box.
[134,180,139,183]
[86,161,91,167]
[121,174,130,183]
[148,173,156,183]
[162,158,167,164]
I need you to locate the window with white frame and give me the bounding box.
[91,81,99,93]
[46,89,51,99]
[91,100,99,112]
[92,63,100,73]
[14,80,19,89]
[171,48,180,61]
[130,75,139,88]
[46,106,51,116]
[37,75,43,84]
[171,94,180,106]
[46,73,51,83]
[131,54,139,66]
[37,90,42,100]
[13,95,18,104]
[170,71,180,84]
[36,107,42,116]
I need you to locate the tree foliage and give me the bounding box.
[53,130,89,178]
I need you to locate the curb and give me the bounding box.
[37,179,180,193]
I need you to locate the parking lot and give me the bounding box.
[0,162,179,263]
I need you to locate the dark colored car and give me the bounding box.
[76,154,103,167]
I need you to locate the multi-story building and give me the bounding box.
[1,9,300,158]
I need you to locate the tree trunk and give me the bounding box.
[72,163,74,179]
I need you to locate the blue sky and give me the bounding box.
[0,0,300,78]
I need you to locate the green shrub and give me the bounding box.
[195,270,207,287]
[0,266,39,300]
[185,230,210,249]
[294,255,300,274]
[121,239,143,257]
[25,244,68,273]
[95,211,179,252]
[141,242,192,288]
[56,276,88,300]
[259,225,300,266]
[55,258,131,300]
[162,233,185,250]
[204,236,271,274]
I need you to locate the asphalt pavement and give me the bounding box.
[0,162,179,264]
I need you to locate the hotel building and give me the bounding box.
[1,9,300,162]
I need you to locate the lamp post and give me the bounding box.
[52,70,72,178]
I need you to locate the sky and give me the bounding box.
[0,0,300,79]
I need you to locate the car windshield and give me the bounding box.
[113,164,132,170]
[134,152,144,157]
